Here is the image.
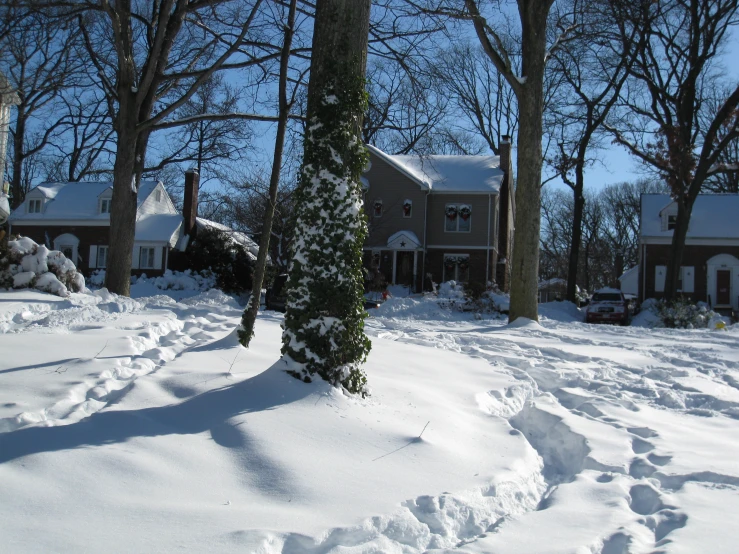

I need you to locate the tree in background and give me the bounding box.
[1,7,83,208]
[546,0,636,303]
[608,0,739,301]
[281,0,372,395]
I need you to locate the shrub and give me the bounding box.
[184,228,254,293]
[654,297,716,329]
[0,236,85,297]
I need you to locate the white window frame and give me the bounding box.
[28,199,43,213]
[139,247,156,269]
[97,246,109,268]
[444,203,472,233]
[402,199,412,218]
[100,198,111,214]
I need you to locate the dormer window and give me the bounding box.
[155,190,162,202]
[100,198,111,214]
[667,214,676,230]
[28,199,43,213]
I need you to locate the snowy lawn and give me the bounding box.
[1,290,739,553]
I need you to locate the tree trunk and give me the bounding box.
[567,171,585,303]
[10,110,25,210]
[508,2,549,322]
[239,0,296,347]
[281,0,372,395]
[663,196,692,302]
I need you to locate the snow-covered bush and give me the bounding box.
[437,281,507,316]
[89,269,216,292]
[0,236,85,297]
[652,298,718,329]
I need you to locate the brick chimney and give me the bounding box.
[183,168,199,237]
[500,134,511,174]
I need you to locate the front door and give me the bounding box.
[396,251,414,287]
[717,270,731,305]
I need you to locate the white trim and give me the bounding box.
[53,233,79,265]
[392,250,397,285]
[12,219,111,226]
[641,237,739,246]
[706,254,739,309]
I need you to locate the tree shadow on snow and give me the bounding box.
[0,360,317,496]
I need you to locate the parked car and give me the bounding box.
[586,288,630,325]
[265,274,382,312]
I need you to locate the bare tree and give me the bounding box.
[66,0,281,296]
[240,0,298,347]
[1,7,83,207]
[433,41,518,155]
[546,0,637,303]
[608,0,739,301]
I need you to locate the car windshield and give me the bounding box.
[592,293,622,302]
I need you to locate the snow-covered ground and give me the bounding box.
[1,288,738,553]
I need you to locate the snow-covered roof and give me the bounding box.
[135,213,182,246]
[366,144,504,194]
[618,266,638,281]
[641,194,739,239]
[196,218,259,260]
[10,181,160,222]
[538,278,566,289]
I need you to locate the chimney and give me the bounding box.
[183,168,199,236]
[500,134,511,175]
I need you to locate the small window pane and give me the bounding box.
[97,246,108,268]
[101,199,111,214]
[458,215,471,232]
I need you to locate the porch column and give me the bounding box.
[392,250,397,285]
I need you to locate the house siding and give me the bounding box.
[139,183,178,216]
[640,244,739,305]
[363,153,427,248]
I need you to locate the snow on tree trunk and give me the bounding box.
[281,0,372,396]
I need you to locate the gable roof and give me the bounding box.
[641,194,739,239]
[366,144,504,194]
[10,181,161,222]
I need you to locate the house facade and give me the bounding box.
[362,140,515,292]
[8,170,259,276]
[638,194,739,311]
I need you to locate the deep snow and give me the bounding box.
[1,288,738,553]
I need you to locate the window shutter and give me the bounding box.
[682,266,694,293]
[89,245,97,269]
[154,246,163,270]
[655,265,666,292]
[131,245,140,269]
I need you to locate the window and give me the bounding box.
[667,214,677,230]
[97,246,108,268]
[100,198,111,214]
[28,199,42,213]
[403,199,412,218]
[139,247,156,269]
[445,204,471,233]
[443,254,470,282]
[60,245,74,260]
[373,199,383,218]
[155,190,162,202]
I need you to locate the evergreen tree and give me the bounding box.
[281,0,372,396]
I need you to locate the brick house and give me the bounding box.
[8,170,258,276]
[638,194,739,311]
[362,138,515,292]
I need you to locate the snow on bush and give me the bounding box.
[89,269,216,292]
[645,297,724,329]
[0,237,84,297]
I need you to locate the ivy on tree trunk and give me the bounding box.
[281,0,372,396]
